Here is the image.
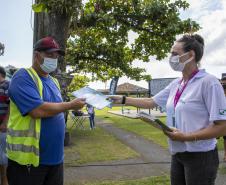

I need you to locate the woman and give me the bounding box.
[110,34,226,185]
[221,76,226,161]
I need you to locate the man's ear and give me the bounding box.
[34,51,42,63]
[34,51,38,59]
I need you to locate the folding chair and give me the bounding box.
[69,111,90,130]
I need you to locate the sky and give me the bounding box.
[0,0,226,89]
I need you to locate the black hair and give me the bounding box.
[177,34,204,63]
[222,76,226,81]
[0,66,6,78]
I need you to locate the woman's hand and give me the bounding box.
[164,128,193,142]
[107,95,123,104]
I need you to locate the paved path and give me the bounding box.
[64,120,226,184]
[64,121,170,184]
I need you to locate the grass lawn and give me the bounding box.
[64,110,171,185]
[64,107,223,185]
[96,107,168,148]
[65,175,170,185]
[64,115,139,165]
[217,137,224,151]
[96,106,224,150]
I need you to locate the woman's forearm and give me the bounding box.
[125,97,157,109]
[188,120,226,141]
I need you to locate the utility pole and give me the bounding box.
[0,42,5,56]
[33,0,50,44]
[33,0,71,73]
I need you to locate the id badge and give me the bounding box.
[172,115,176,127]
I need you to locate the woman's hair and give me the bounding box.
[177,34,204,63]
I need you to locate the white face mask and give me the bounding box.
[169,52,193,72]
[40,57,58,73]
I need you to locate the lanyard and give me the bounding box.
[174,70,199,108]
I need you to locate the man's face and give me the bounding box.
[0,74,5,81]
[221,79,226,95]
[34,51,59,74]
[37,51,59,63]
[35,51,59,65]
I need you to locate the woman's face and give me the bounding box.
[170,42,191,63]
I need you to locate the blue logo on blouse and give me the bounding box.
[219,109,226,115]
[179,99,186,104]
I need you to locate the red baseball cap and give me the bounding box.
[34,36,65,56]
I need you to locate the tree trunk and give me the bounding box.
[33,11,70,72]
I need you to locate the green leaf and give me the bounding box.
[32,3,47,13]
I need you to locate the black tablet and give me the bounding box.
[138,111,173,132]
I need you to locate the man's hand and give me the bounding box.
[69,98,86,111]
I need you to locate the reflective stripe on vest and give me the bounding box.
[7,143,39,156]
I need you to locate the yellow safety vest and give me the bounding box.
[6,67,60,167]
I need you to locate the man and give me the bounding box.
[0,66,10,185]
[221,76,226,161]
[86,104,95,129]
[6,37,86,185]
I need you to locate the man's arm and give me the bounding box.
[29,98,85,118]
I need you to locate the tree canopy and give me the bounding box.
[33,0,199,81]
[67,74,90,92]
